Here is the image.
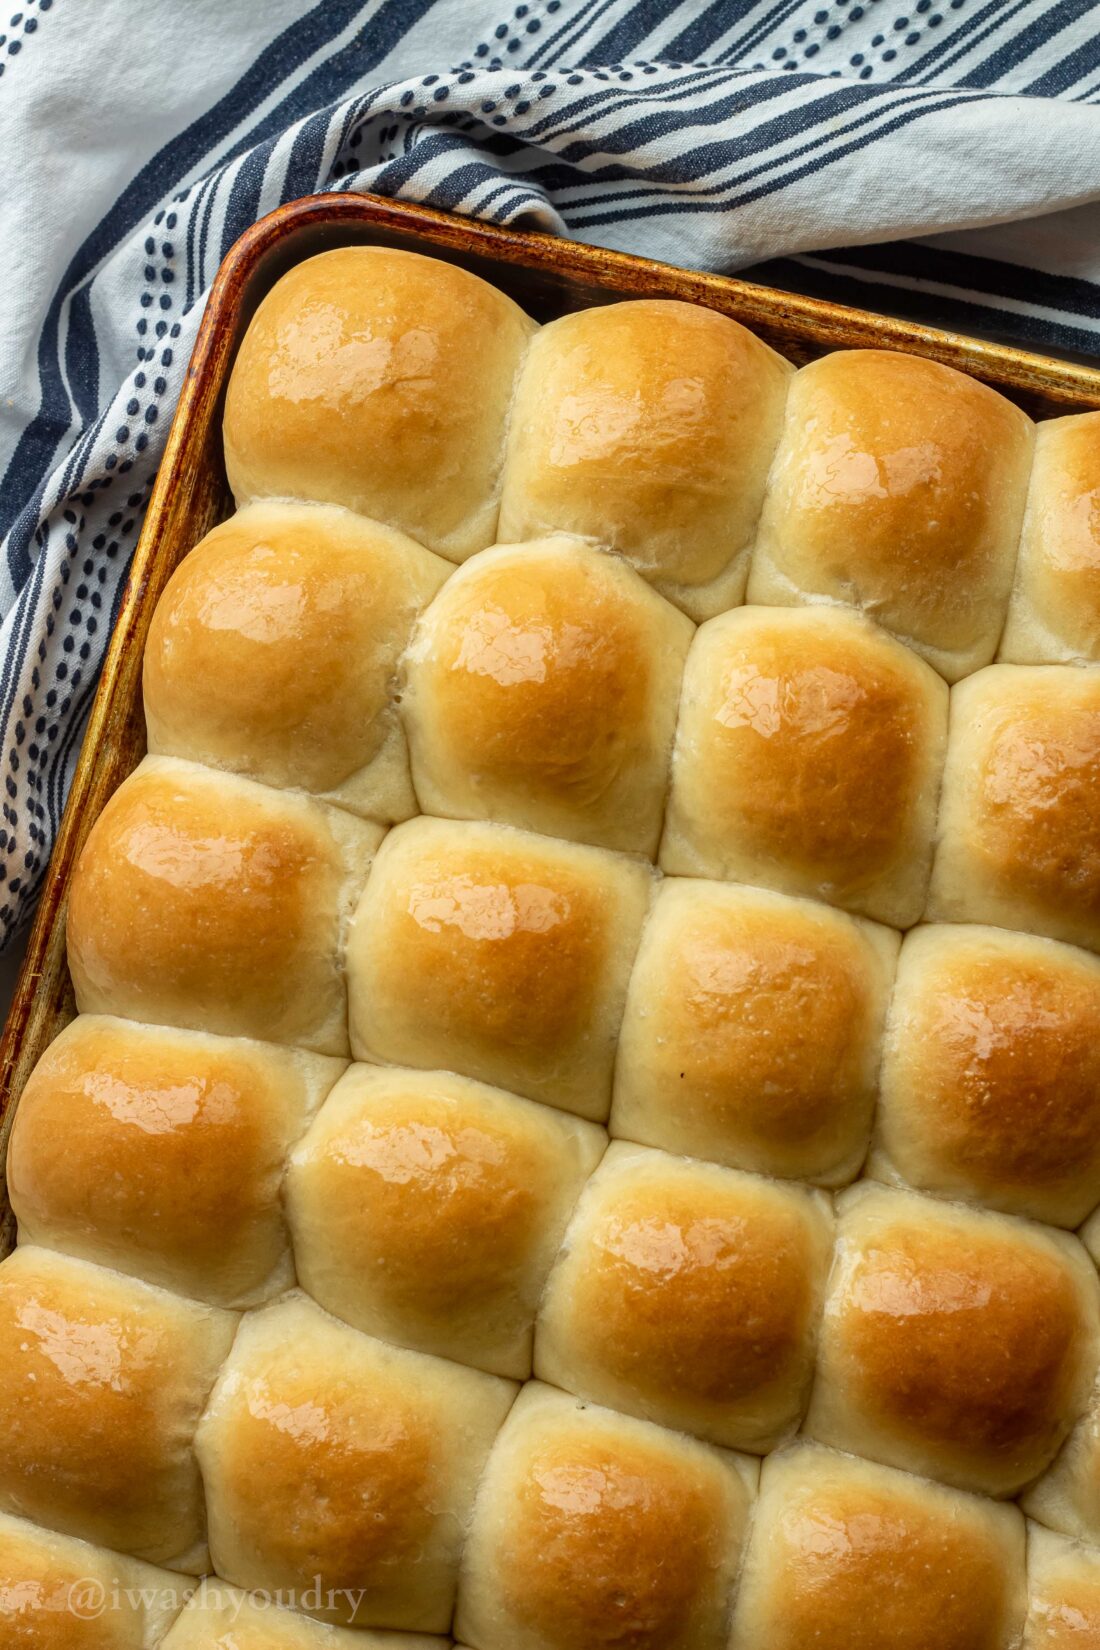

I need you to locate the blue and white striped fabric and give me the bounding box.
[0,0,1099,949]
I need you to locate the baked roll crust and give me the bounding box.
[144,500,449,819]
[195,1292,515,1632]
[7,1014,343,1307]
[497,299,792,619]
[728,1443,1026,1650]
[67,756,381,1054]
[159,1580,449,1649]
[806,1183,1100,1497]
[0,1510,189,1649]
[454,1382,756,1650]
[1024,1377,1100,1546]
[748,349,1033,680]
[611,878,897,1185]
[871,925,1100,1226]
[1001,411,1100,664]
[346,816,652,1120]
[928,664,1100,953]
[534,1141,833,1451]
[223,247,536,561]
[1024,1524,1100,1649]
[0,1246,236,1570]
[287,1063,605,1378]
[660,605,948,926]
[401,536,693,855]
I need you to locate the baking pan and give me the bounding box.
[3,189,1100,1259]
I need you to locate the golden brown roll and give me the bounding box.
[659,605,948,927]
[870,925,1100,1226]
[223,247,535,561]
[453,1381,756,1650]
[0,1510,190,1649]
[159,1581,449,1649]
[7,1015,343,1307]
[747,349,1033,681]
[1023,1380,1100,1546]
[496,299,793,619]
[0,1246,236,1570]
[610,878,897,1185]
[1024,1524,1100,1649]
[286,1063,605,1378]
[1001,411,1100,665]
[400,537,694,855]
[195,1291,515,1632]
[928,665,1100,953]
[67,756,382,1054]
[144,501,449,819]
[728,1443,1026,1650]
[534,1142,833,1451]
[346,816,653,1120]
[805,1183,1100,1498]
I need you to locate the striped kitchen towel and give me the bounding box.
[0,0,1098,947]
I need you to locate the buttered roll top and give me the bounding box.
[0,1246,236,1572]
[872,926,1100,1226]
[748,348,1034,680]
[194,1292,515,1633]
[454,1382,756,1650]
[7,1015,343,1306]
[929,665,1100,954]
[223,246,536,561]
[144,500,450,819]
[806,1183,1100,1498]
[66,756,381,1054]
[400,536,693,855]
[287,1062,604,1378]
[497,298,793,619]
[611,878,898,1185]
[534,1141,834,1452]
[660,604,948,927]
[729,1444,1026,1650]
[346,816,652,1121]
[1001,409,1100,664]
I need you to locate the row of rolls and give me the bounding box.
[221,244,1100,680]
[6,1031,1100,1648]
[4,245,1100,1649]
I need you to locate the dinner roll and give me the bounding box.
[928,665,1100,953]
[1001,411,1100,664]
[346,816,652,1120]
[0,1510,189,1649]
[0,1246,236,1570]
[7,1015,343,1306]
[1024,1524,1100,1649]
[400,537,693,855]
[870,926,1100,1226]
[1023,1378,1100,1546]
[610,878,897,1184]
[144,501,449,819]
[159,1581,448,1649]
[223,247,536,560]
[286,1063,605,1378]
[534,1142,833,1451]
[67,756,382,1054]
[659,605,948,926]
[747,349,1033,680]
[805,1183,1100,1497]
[496,299,792,619]
[195,1291,515,1632]
[728,1443,1026,1650]
[453,1381,756,1650]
